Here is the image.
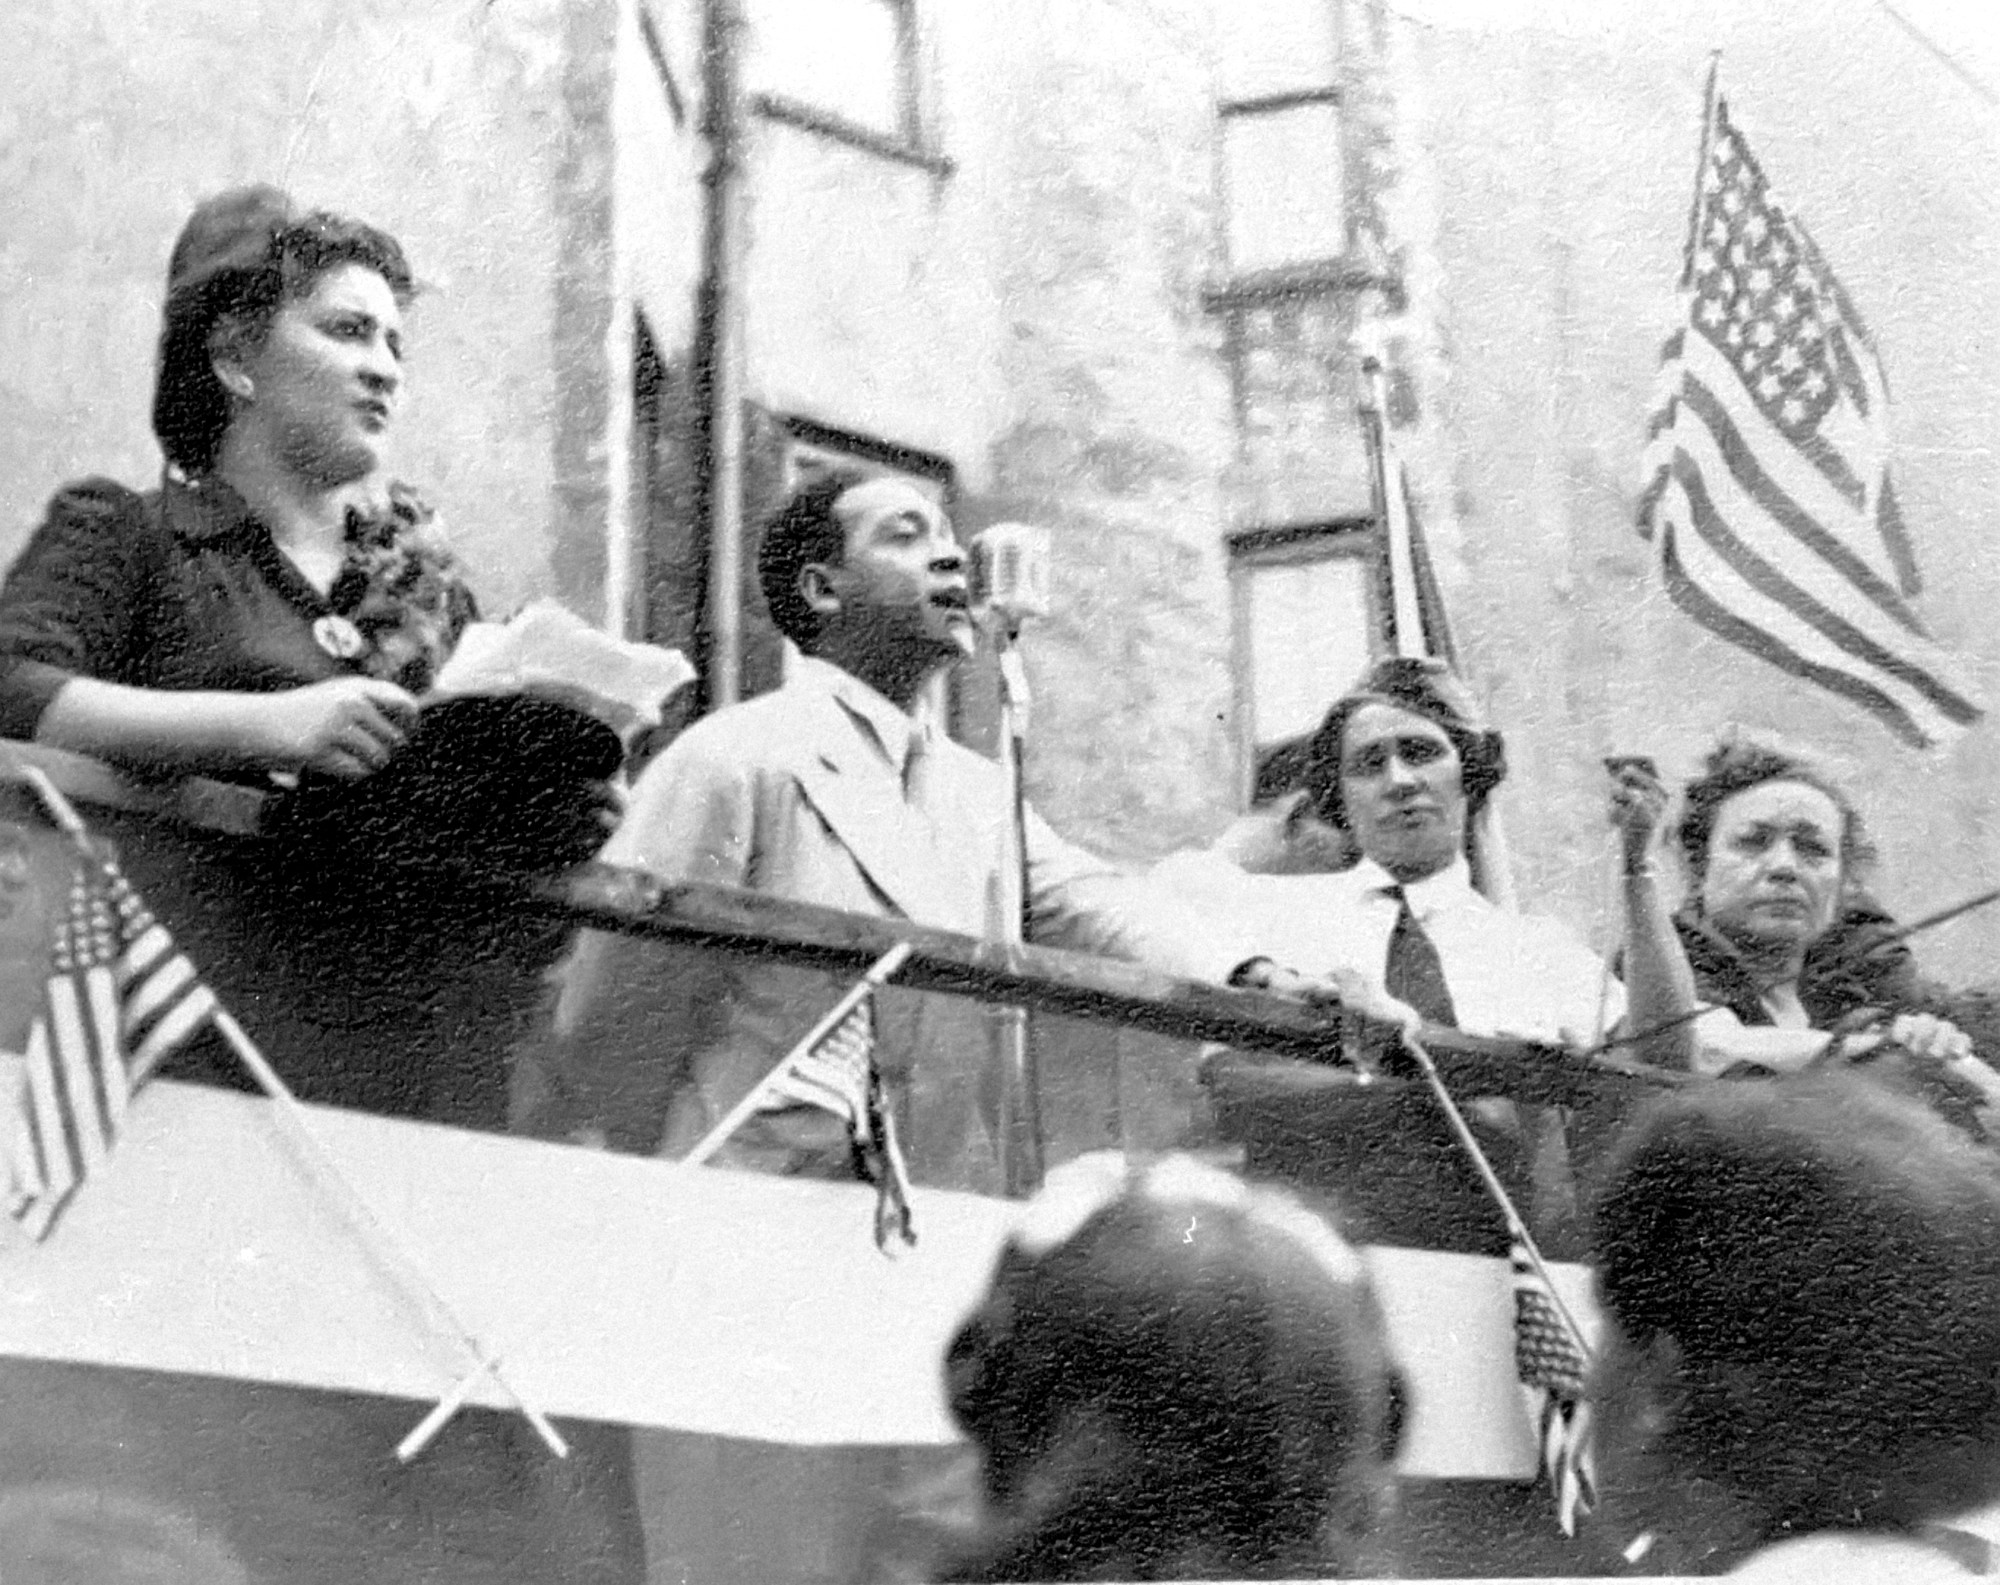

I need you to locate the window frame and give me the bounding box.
[1215,86,1352,280]
[1228,519,1384,806]
[748,0,954,176]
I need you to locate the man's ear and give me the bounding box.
[799,562,842,620]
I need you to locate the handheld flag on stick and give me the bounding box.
[1511,1238,1598,1536]
[685,942,917,1250]
[1638,75,1982,749]
[1395,1029,1598,1534]
[5,765,567,1461]
[7,832,217,1240]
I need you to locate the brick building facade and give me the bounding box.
[7,0,2000,974]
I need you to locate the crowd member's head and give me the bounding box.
[1589,1073,2000,1573]
[1675,735,1874,973]
[153,185,414,486]
[756,469,974,703]
[1305,657,1506,883]
[1201,735,1355,874]
[942,1152,1406,1581]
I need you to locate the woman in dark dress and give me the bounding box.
[0,185,452,780]
[0,186,646,1585]
[0,186,608,1128]
[1608,735,1976,1077]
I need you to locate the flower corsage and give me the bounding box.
[327,481,476,694]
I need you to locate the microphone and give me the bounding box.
[969,522,1051,632]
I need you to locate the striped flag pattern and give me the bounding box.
[1638,96,1982,749]
[8,844,217,1239]
[760,994,915,1250]
[1511,1238,1597,1536]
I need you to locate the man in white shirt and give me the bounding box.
[1214,657,1623,1253]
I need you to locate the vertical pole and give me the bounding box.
[1360,357,1426,660]
[1356,353,1518,907]
[697,0,748,707]
[1680,53,1723,292]
[989,633,1042,1196]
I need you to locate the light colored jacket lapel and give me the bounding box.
[790,705,958,924]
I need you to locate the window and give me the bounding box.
[1230,524,1379,796]
[1214,0,1348,277]
[1220,93,1347,273]
[747,0,946,170]
[780,420,949,506]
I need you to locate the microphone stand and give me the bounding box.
[988,618,1044,1196]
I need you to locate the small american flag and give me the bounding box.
[1638,94,1982,749]
[7,842,217,1239]
[1511,1238,1596,1536]
[761,993,915,1250]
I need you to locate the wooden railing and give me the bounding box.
[0,739,1674,1126]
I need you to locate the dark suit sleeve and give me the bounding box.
[0,478,156,739]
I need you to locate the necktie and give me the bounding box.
[902,725,931,807]
[1384,886,1458,1028]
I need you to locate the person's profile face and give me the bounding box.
[225,261,405,488]
[821,478,975,662]
[1700,779,1844,951]
[1338,702,1467,882]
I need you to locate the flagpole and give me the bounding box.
[1679,51,1723,290]
[1359,358,1428,659]
[683,941,914,1166]
[1399,1029,1593,1360]
[17,765,569,1462]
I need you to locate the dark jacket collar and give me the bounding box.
[1673,893,1924,1028]
[160,472,266,545]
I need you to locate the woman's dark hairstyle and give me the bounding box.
[152,185,414,477]
[1674,734,1874,888]
[1593,1074,2000,1540]
[942,1153,1405,1581]
[755,466,874,650]
[1304,656,1507,830]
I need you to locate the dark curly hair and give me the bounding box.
[1304,657,1507,830]
[943,1153,1406,1581]
[1674,735,1874,890]
[1592,1074,2000,1541]
[754,466,875,650]
[153,202,414,476]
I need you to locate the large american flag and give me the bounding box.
[1511,1237,1597,1536]
[7,843,217,1239]
[760,993,915,1250]
[1638,96,1982,749]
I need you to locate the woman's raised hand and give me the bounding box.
[1606,756,1670,875]
[256,676,419,780]
[1885,1011,1976,1065]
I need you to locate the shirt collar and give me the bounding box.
[793,653,925,774]
[1352,853,1476,913]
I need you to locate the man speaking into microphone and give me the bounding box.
[537,468,1293,1192]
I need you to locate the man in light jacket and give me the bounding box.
[538,468,1288,1192]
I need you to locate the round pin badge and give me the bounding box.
[312,614,366,660]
